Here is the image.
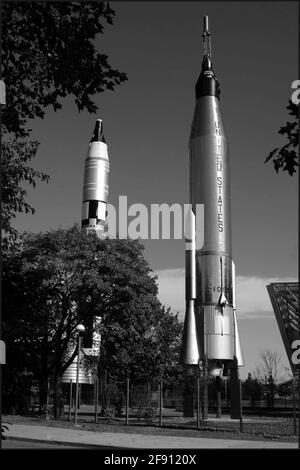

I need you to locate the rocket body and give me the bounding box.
[191,95,236,363]
[182,17,243,370]
[81,119,109,238]
[80,119,109,355]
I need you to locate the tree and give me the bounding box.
[243,372,263,408]
[253,349,284,384]
[2,225,182,418]
[277,367,299,404]
[97,301,183,416]
[253,349,284,408]
[265,100,298,175]
[1,2,127,248]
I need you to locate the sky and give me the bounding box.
[13,1,298,378]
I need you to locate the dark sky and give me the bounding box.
[14,1,298,376]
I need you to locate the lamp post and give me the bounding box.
[74,324,85,425]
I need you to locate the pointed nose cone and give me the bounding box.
[181,300,200,365]
[91,119,106,143]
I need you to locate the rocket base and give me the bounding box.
[229,358,242,419]
[183,367,195,418]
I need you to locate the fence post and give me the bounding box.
[292,376,297,436]
[94,378,99,424]
[197,376,201,430]
[68,379,72,421]
[239,378,243,433]
[159,377,163,427]
[216,376,222,418]
[126,377,129,425]
[202,357,208,420]
[45,378,50,420]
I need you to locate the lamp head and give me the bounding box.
[76,324,85,335]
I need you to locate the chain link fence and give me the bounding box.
[59,375,299,431]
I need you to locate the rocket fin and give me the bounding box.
[181,207,200,364]
[232,261,244,366]
[218,291,228,308]
[181,300,200,365]
[233,310,244,366]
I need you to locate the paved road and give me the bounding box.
[2,439,82,449]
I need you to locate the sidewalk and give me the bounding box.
[5,423,298,449]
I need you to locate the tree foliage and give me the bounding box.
[1,139,49,249]
[253,349,284,385]
[2,1,127,137]
[99,296,182,385]
[2,225,182,416]
[243,372,263,407]
[265,100,299,175]
[1,1,127,248]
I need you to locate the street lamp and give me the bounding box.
[74,324,85,425]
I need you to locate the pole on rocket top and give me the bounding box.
[202,15,212,59]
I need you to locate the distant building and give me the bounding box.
[267,282,299,377]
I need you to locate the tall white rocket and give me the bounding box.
[181,16,244,373]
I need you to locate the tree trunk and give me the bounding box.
[183,367,195,418]
[39,334,49,414]
[99,368,108,413]
[53,371,65,419]
[39,375,48,414]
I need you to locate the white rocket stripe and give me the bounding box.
[97,202,106,220]
[82,202,89,219]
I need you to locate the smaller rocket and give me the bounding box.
[181,208,199,364]
[81,119,109,237]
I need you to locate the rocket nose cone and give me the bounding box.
[91,119,106,143]
[202,55,213,73]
